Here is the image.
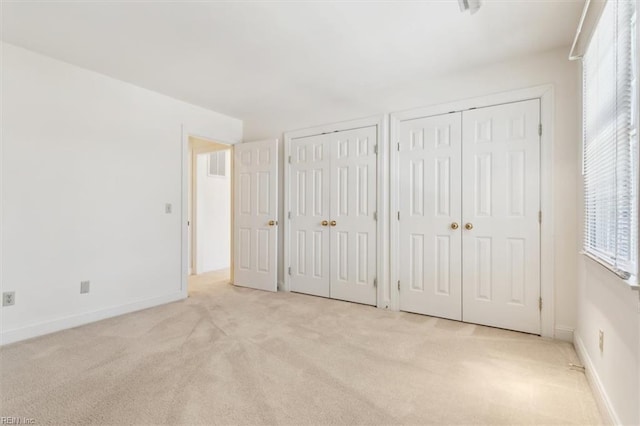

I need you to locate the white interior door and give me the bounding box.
[461,99,541,334]
[329,127,377,306]
[289,134,331,297]
[398,113,463,320]
[233,139,278,292]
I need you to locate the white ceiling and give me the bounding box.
[1,0,582,140]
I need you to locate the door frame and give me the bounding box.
[390,85,555,338]
[283,115,389,308]
[181,126,237,297]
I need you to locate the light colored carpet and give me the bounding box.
[1,270,602,425]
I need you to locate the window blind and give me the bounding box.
[583,0,638,279]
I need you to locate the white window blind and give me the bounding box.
[583,0,638,279]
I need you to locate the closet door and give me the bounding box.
[289,134,331,297]
[398,113,463,320]
[329,127,378,306]
[461,99,541,334]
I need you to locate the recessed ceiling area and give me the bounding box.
[1,0,582,139]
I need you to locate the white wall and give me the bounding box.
[196,151,231,273]
[275,47,581,338]
[0,43,242,344]
[575,262,639,425]
[4,35,635,424]
[572,20,640,426]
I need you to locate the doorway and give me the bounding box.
[188,136,232,283]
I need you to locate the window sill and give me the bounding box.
[580,251,638,291]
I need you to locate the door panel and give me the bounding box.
[462,99,540,334]
[233,140,278,292]
[398,113,463,320]
[289,126,378,306]
[329,127,377,306]
[289,134,331,297]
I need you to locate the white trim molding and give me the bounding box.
[574,334,619,425]
[180,125,238,297]
[554,325,575,342]
[389,85,556,338]
[568,0,608,61]
[181,124,189,297]
[283,115,390,308]
[0,292,185,346]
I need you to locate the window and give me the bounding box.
[583,0,638,280]
[208,151,227,178]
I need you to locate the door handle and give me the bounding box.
[321,220,329,226]
[330,220,337,227]
[450,222,459,230]
[268,220,278,226]
[465,223,473,230]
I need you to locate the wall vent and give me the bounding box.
[208,151,227,178]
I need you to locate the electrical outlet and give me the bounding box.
[3,292,15,307]
[599,329,604,352]
[165,203,172,214]
[80,281,90,294]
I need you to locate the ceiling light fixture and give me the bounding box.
[458,0,481,14]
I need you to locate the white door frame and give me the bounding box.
[181,126,237,298]
[390,85,555,338]
[283,115,390,308]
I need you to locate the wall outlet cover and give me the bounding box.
[165,203,172,214]
[80,281,90,294]
[3,292,15,306]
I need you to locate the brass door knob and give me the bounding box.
[465,223,473,230]
[321,220,329,226]
[450,222,459,230]
[268,220,277,226]
[330,220,337,227]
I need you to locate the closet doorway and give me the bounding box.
[394,98,542,334]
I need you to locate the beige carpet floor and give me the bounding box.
[1,270,602,425]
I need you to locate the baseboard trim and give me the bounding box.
[0,292,186,346]
[554,325,575,341]
[574,333,619,425]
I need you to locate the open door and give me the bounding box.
[233,139,278,292]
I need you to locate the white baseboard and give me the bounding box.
[574,333,619,425]
[554,325,575,341]
[0,292,186,346]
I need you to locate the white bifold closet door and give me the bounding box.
[398,112,463,320]
[233,139,278,292]
[461,100,540,334]
[398,99,541,334]
[289,134,332,297]
[290,126,377,306]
